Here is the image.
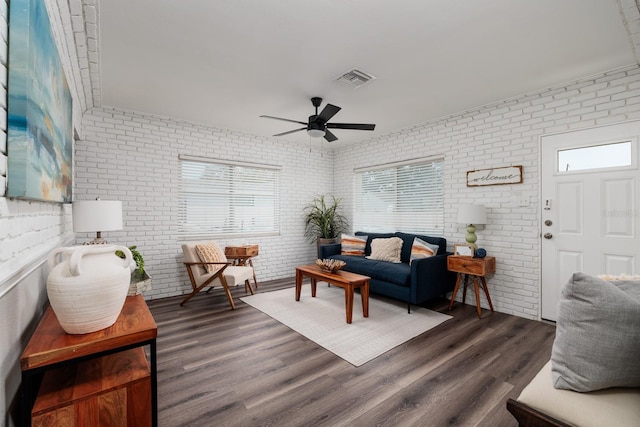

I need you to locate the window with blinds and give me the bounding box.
[353,158,444,235]
[178,156,281,240]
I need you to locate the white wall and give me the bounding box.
[333,65,640,319]
[0,0,81,424]
[76,108,334,299]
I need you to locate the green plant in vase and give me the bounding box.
[116,245,146,281]
[303,194,349,246]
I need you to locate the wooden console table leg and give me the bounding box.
[248,258,258,288]
[480,277,494,312]
[473,276,482,318]
[448,273,464,310]
[311,278,317,297]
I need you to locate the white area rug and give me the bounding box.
[241,285,451,366]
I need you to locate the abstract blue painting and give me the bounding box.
[7,0,73,202]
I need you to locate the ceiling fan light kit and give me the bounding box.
[260,97,376,142]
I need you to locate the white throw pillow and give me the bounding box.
[367,237,402,263]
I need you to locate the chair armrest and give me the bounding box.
[319,243,341,258]
[410,253,457,303]
[184,261,232,266]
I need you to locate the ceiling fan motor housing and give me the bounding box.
[308,116,323,129]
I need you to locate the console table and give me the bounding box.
[20,295,158,426]
[447,256,496,318]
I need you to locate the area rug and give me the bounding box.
[240,285,451,366]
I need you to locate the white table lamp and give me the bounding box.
[72,199,123,244]
[457,204,487,249]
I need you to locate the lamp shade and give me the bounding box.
[457,204,487,225]
[72,200,123,232]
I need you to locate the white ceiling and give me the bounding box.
[98,0,636,145]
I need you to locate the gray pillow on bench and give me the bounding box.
[551,272,640,392]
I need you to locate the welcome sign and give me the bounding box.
[467,165,523,187]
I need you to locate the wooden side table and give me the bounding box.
[225,245,259,288]
[447,256,496,318]
[20,295,158,426]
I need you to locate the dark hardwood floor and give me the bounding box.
[147,278,555,427]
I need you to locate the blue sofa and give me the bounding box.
[319,232,456,312]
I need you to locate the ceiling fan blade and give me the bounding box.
[260,115,306,125]
[326,123,376,131]
[317,104,341,123]
[324,129,338,142]
[272,127,306,137]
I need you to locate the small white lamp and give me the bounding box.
[72,198,123,245]
[457,204,487,249]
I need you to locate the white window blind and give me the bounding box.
[353,158,444,235]
[178,156,281,240]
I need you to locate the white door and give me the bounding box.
[541,121,640,321]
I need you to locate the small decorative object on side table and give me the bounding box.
[225,245,259,288]
[447,255,496,318]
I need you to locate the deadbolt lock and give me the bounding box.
[544,220,552,226]
[544,233,553,239]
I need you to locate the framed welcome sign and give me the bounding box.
[467,165,523,187]
[7,0,73,202]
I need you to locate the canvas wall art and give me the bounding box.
[7,0,73,202]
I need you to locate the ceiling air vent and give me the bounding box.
[336,69,376,88]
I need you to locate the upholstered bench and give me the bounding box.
[507,361,640,426]
[507,272,640,427]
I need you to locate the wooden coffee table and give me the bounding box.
[295,264,370,324]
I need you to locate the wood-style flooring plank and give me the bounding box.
[147,278,555,426]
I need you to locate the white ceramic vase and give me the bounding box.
[47,245,133,334]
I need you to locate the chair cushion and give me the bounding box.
[222,266,254,286]
[195,242,227,274]
[367,237,402,263]
[551,272,640,392]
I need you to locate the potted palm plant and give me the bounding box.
[304,194,349,255]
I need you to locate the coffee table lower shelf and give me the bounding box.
[295,264,370,324]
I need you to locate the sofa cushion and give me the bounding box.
[518,360,640,427]
[329,255,411,287]
[355,232,394,256]
[410,237,439,264]
[367,237,402,263]
[340,234,367,256]
[551,272,640,392]
[395,232,446,261]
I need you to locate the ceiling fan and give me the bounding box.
[260,97,376,142]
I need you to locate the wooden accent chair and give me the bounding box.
[181,242,255,309]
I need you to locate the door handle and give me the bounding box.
[544,233,553,239]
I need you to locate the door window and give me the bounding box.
[557,140,633,173]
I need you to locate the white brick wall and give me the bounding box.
[76,108,334,299]
[333,65,640,319]
[0,0,76,286]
